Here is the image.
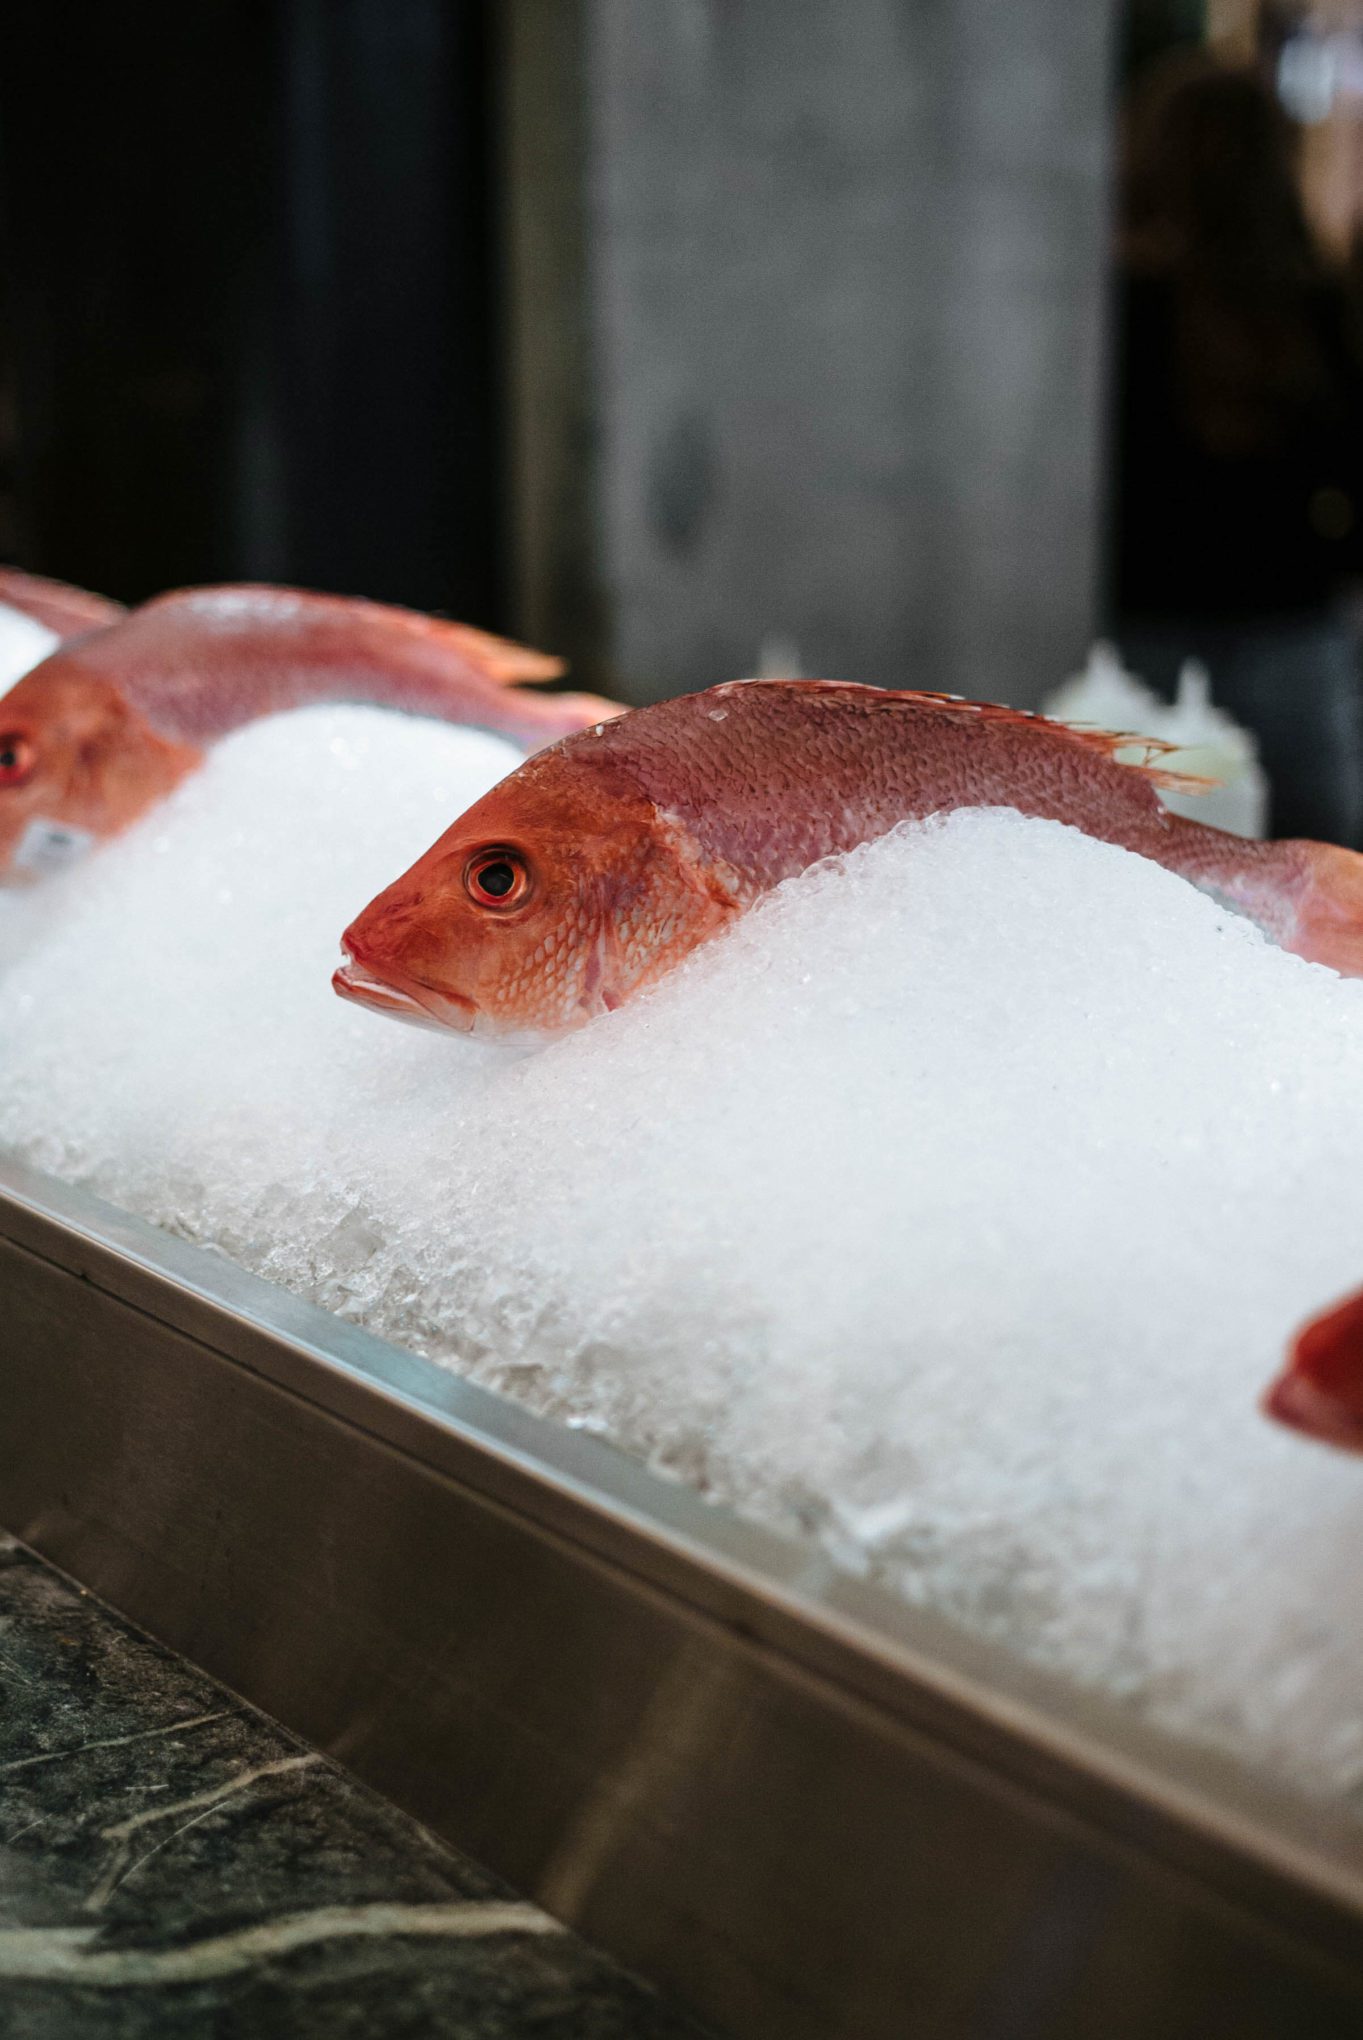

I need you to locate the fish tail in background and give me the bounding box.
[76,586,620,749]
[1265,840,1363,976]
[270,607,623,740]
[281,607,623,743]
[263,615,619,747]
[1154,820,1363,977]
[423,619,565,687]
[475,688,622,745]
[1263,1286,1363,1451]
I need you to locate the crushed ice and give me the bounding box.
[4,704,1363,1800]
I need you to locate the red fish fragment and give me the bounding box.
[1265,1287,1363,1452]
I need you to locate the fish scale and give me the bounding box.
[583,680,1202,884]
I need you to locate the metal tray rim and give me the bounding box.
[4,1147,1363,1965]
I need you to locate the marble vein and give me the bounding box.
[98,1753,320,1844]
[0,1709,235,1775]
[86,1753,322,1911]
[112,1798,247,1899]
[0,1544,703,2035]
[0,1901,561,1985]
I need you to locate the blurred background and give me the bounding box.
[2,1,1362,835]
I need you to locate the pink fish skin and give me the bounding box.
[0,583,617,880]
[1265,1288,1363,1453]
[0,565,125,639]
[335,678,1363,1038]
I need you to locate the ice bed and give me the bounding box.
[6,706,1363,2035]
[4,1151,1363,2040]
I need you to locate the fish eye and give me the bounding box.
[464,847,532,910]
[0,733,33,788]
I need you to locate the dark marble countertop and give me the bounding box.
[0,1535,710,2038]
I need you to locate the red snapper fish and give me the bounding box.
[1264,1290,1363,1453]
[334,677,1363,1037]
[0,584,616,880]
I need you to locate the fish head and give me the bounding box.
[0,663,202,882]
[335,746,744,1038]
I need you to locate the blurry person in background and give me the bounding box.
[1110,50,1363,844]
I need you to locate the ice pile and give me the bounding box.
[5,706,1363,1801]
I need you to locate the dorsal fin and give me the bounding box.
[709,679,1220,796]
[1046,720,1220,795]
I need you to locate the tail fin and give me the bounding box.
[1161,829,1363,978]
[85,584,604,747]
[479,688,624,747]
[0,565,125,639]
[1275,841,1363,977]
[1264,1285,1363,1452]
[415,615,565,687]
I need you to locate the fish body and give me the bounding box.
[335,678,1363,1037]
[0,584,615,881]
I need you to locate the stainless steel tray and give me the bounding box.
[3,1150,1363,2038]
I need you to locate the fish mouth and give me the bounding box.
[332,951,477,1035]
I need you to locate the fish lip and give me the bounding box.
[332,954,477,1035]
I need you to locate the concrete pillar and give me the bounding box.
[504,0,1118,707]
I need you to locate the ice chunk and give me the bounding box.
[0,603,59,696]
[4,721,1363,1804]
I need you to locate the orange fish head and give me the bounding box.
[334,750,743,1039]
[0,666,202,883]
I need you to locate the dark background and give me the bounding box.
[3,0,1360,770]
[0,0,505,623]
[0,0,1117,710]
